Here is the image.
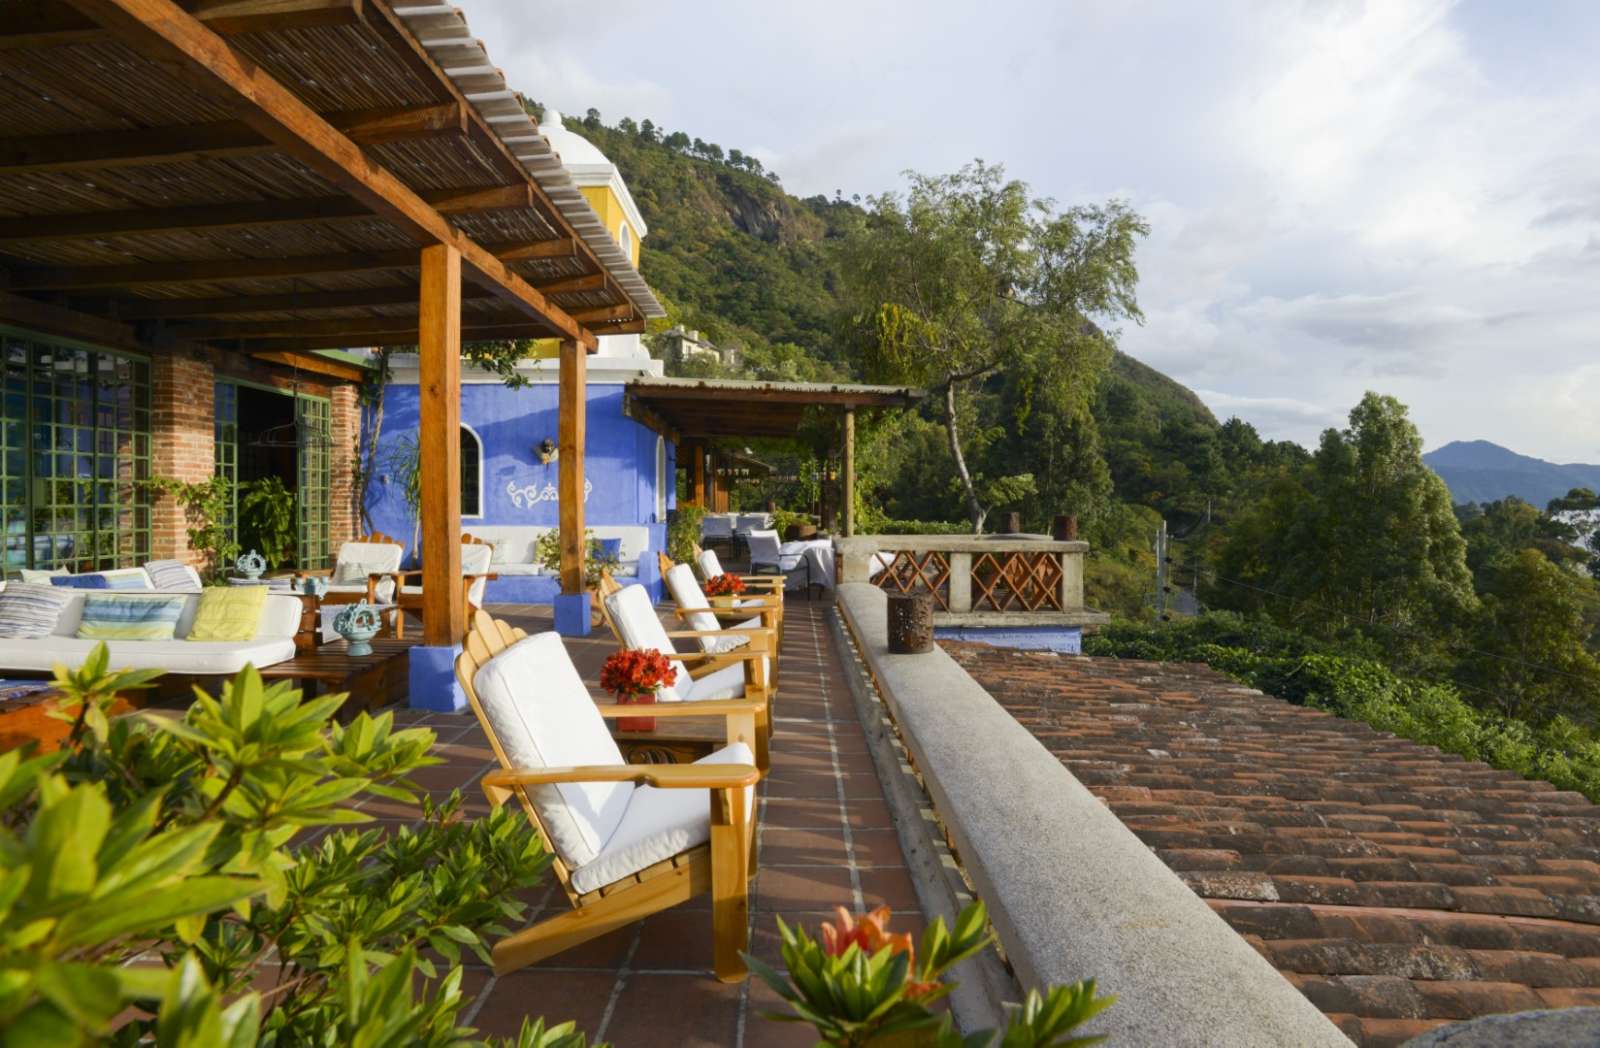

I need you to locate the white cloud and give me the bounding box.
[453,0,1600,462]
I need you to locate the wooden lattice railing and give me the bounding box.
[839,534,1100,623]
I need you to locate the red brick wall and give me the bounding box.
[149,353,215,564]
[329,384,360,546]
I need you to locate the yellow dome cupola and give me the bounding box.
[539,108,647,266]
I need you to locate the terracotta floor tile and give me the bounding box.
[469,969,615,1040]
[849,827,912,867]
[755,865,858,912]
[857,865,922,911]
[763,797,847,829]
[600,973,742,1047]
[761,826,849,866]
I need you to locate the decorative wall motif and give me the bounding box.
[971,551,1065,612]
[876,550,952,611]
[506,477,593,509]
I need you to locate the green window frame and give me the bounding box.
[0,329,151,574]
[296,393,332,569]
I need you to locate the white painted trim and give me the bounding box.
[460,422,484,519]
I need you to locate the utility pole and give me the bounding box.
[1154,519,1169,620]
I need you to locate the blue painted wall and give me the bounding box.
[366,380,670,602]
[933,626,1083,654]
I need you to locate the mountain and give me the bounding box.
[1424,440,1600,507]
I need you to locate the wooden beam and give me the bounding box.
[0,185,530,243]
[535,273,607,296]
[112,283,496,318]
[843,408,856,538]
[62,0,595,347]
[568,303,636,325]
[7,239,582,291]
[0,0,363,50]
[417,244,463,646]
[247,348,368,382]
[225,325,551,351]
[494,238,580,263]
[692,444,706,507]
[0,102,467,176]
[174,311,537,339]
[558,337,586,596]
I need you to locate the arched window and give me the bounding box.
[460,425,482,518]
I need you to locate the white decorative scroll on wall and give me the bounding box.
[506,477,593,509]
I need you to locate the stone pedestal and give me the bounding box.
[408,643,465,712]
[554,591,592,637]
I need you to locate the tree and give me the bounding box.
[664,130,690,151]
[837,161,1147,531]
[616,116,637,136]
[1462,548,1600,722]
[1211,393,1478,668]
[639,118,658,142]
[582,107,601,129]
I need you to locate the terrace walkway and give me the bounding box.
[949,643,1600,1048]
[383,599,923,1046]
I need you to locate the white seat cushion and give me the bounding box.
[696,549,723,580]
[568,742,755,896]
[472,632,630,870]
[0,635,295,674]
[665,564,721,637]
[684,662,750,701]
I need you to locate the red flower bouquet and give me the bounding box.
[704,573,747,597]
[599,648,677,732]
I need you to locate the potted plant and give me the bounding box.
[599,648,677,732]
[535,529,622,620]
[704,572,747,597]
[750,901,1113,1047]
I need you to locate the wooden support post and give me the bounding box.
[843,408,856,538]
[558,338,586,595]
[692,445,706,507]
[418,244,463,646]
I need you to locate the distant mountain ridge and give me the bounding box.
[1424,440,1600,507]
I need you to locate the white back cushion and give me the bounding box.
[697,548,724,580]
[603,584,688,701]
[336,541,402,573]
[665,564,720,638]
[463,526,548,566]
[462,543,493,606]
[472,632,631,870]
[701,515,734,538]
[747,530,782,564]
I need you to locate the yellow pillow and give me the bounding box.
[186,585,269,642]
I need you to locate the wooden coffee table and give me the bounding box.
[610,715,727,765]
[258,636,415,717]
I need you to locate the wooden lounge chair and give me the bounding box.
[596,575,774,769]
[693,545,786,600]
[660,558,783,689]
[388,534,497,639]
[293,532,405,607]
[456,611,762,981]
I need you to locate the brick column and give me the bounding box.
[149,353,215,564]
[329,384,361,546]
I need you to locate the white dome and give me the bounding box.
[539,108,610,169]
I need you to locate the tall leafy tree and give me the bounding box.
[837,161,1147,531]
[1213,393,1477,665]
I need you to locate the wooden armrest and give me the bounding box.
[594,698,763,719]
[296,568,334,579]
[667,628,769,644]
[706,595,780,608]
[483,763,760,790]
[673,648,768,664]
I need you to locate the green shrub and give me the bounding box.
[0,646,594,1046]
[876,519,969,535]
[1087,614,1600,803]
[668,503,707,564]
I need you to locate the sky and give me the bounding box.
[455,0,1600,461]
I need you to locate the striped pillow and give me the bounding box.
[51,574,110,590]
[145,560,200,592]
[0,583,72,639]
[76,593,187,641]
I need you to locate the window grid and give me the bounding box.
[0,334,151,573]
[296,394,332,569]
[213,380,238,544]
[461,425,481,517]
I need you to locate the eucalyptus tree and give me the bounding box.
[837,161,1147,531]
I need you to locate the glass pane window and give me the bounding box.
[0,332,151,574]
[296,395,331,570]
[461,426,482,517]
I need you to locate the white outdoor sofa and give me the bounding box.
[463,524,654,577]
[0,589,305,675]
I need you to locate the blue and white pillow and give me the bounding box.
[76,593,187,641]
[0,583,72,639]
[145,560,201,592]
[51,574,110,590]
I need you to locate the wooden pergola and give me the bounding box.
[0,0,661,646]
[623,378,923,536]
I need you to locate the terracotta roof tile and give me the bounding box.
[948,644,1600,1045]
